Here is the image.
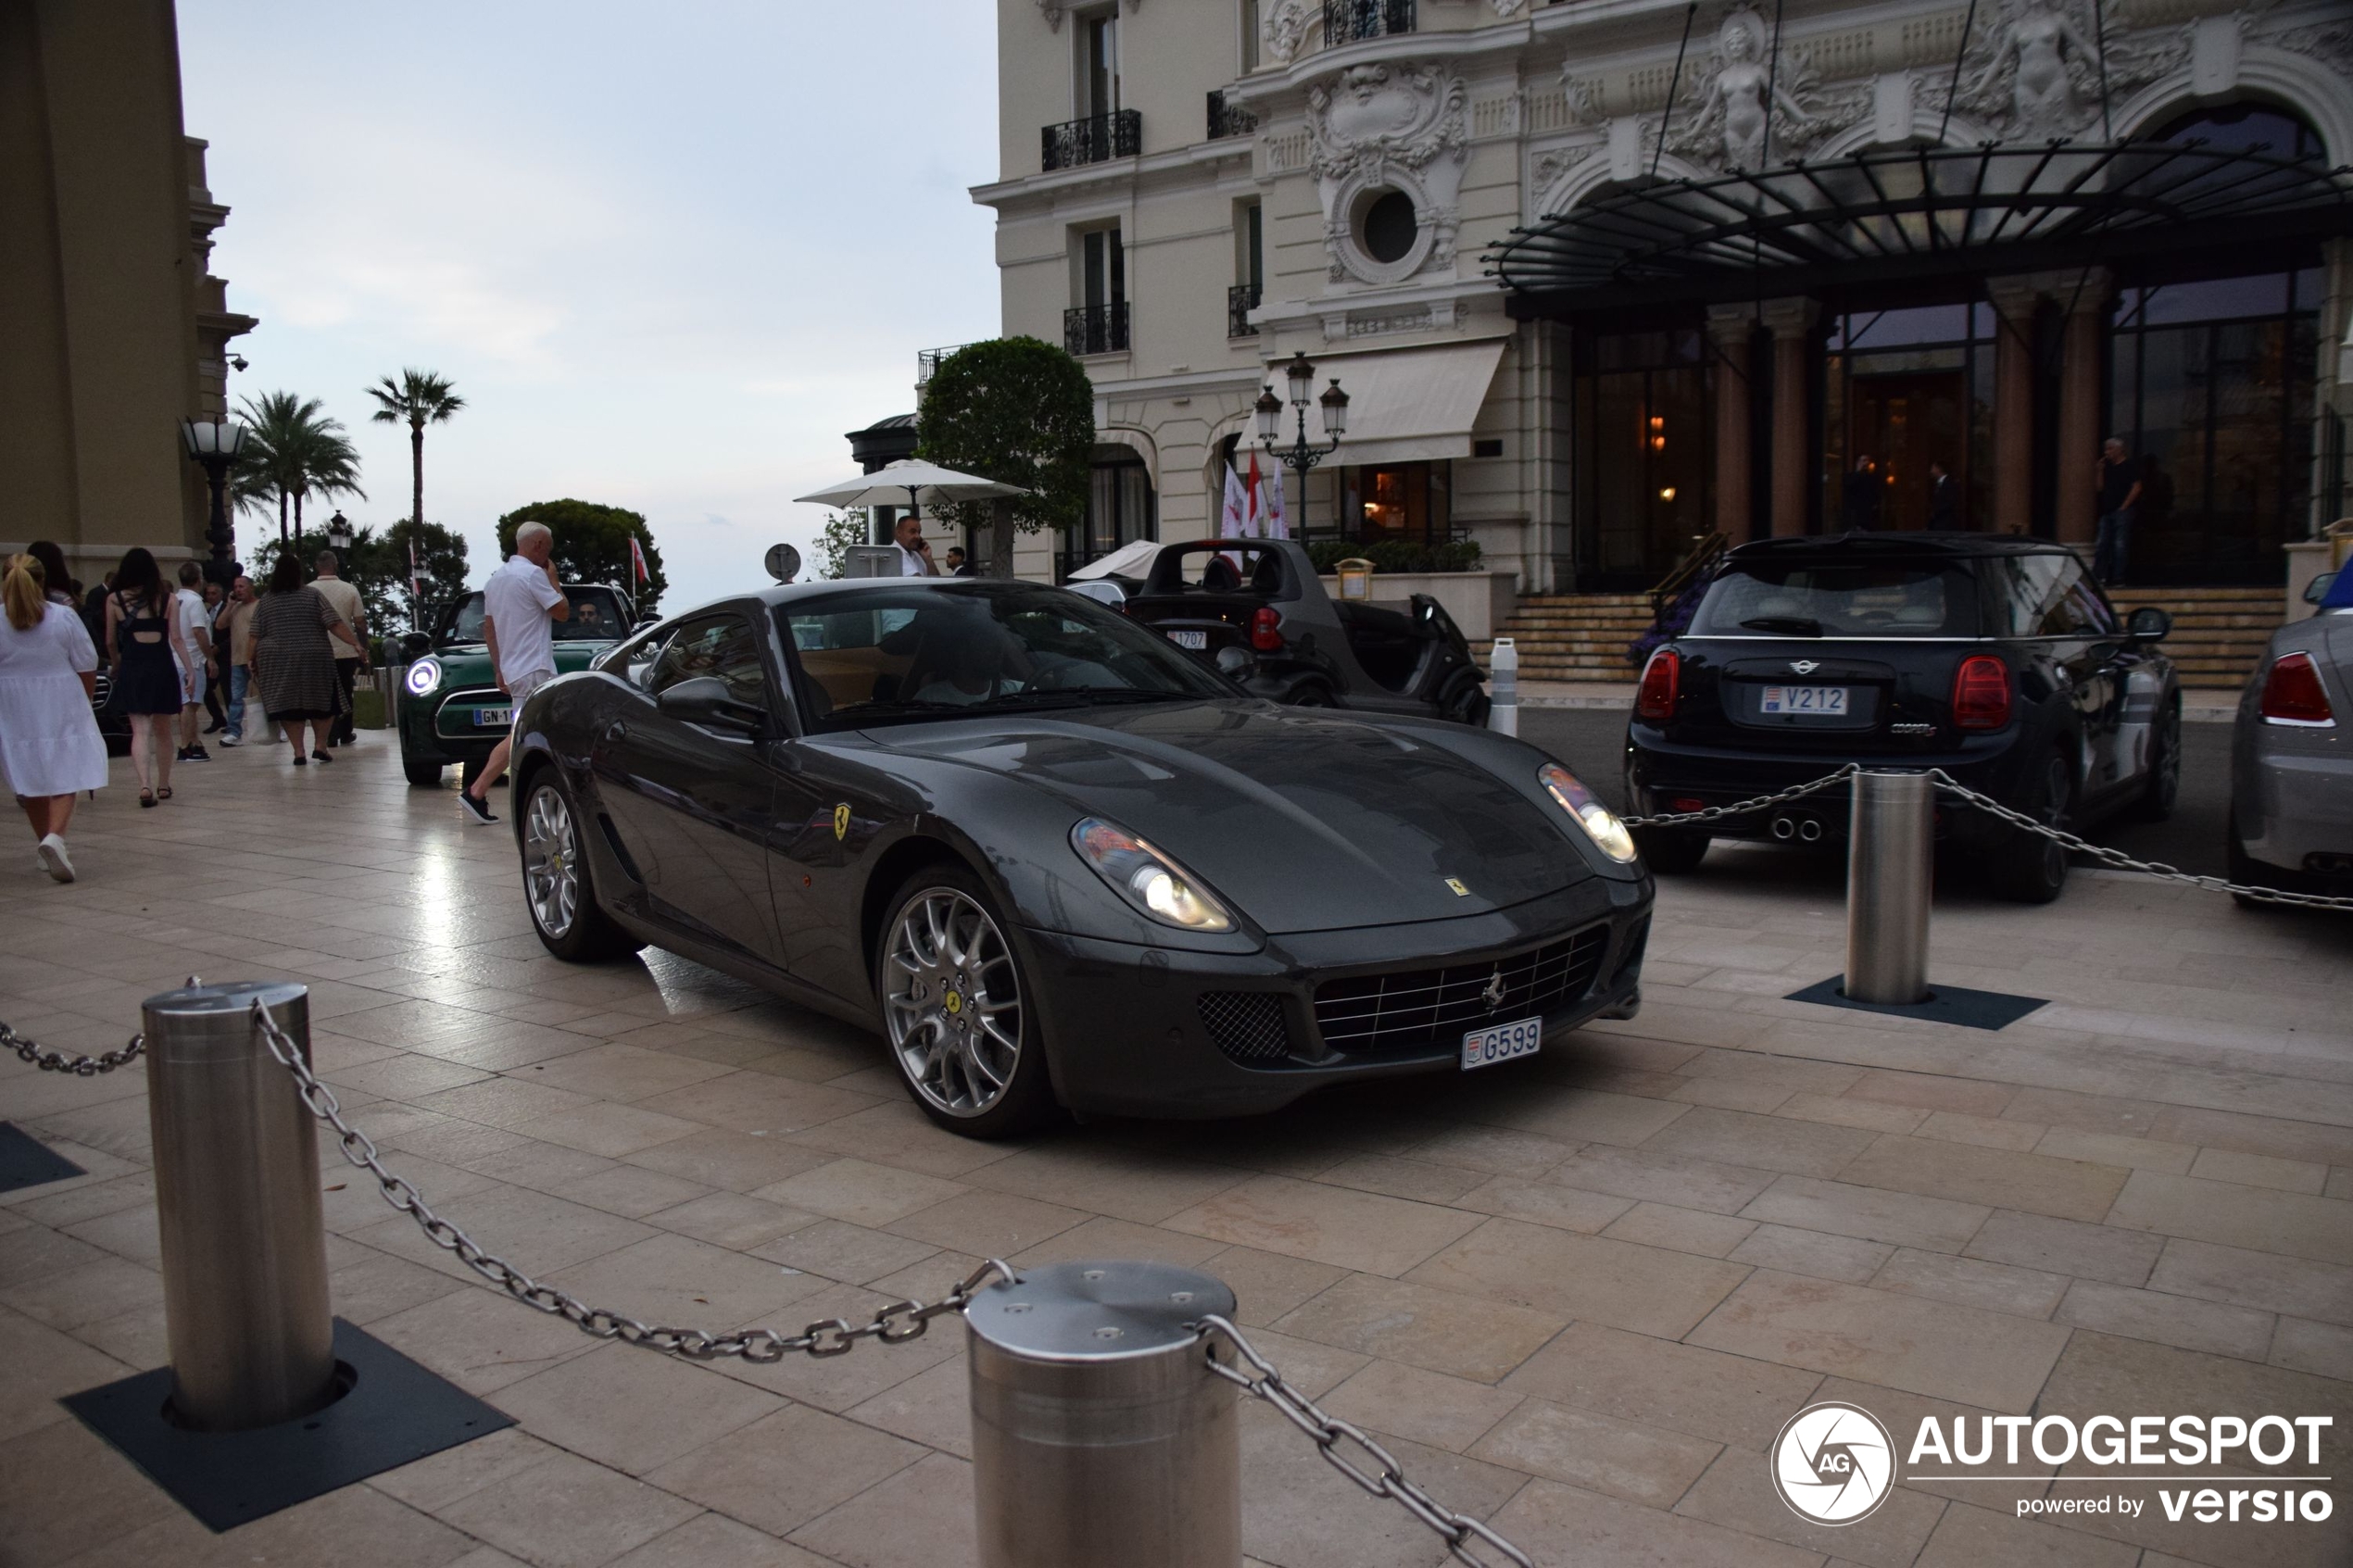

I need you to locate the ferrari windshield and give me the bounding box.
[441,586,630,645]
[781,583,1231,731]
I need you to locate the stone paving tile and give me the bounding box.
[0,1403,184,1565]
[1673,1446,1949,1568]
[647,1403,926,1539]
[1687,1271,2070,1412]
[1961,1209,2164,1287]
[2186,1145,2331,1194]
[1468,1399,1721,1509]
[1271,1272,1567,1383]
[1500,1321,1823,1449]
[1642,1106,1881,1178]
[1598,1199,1756,1257]
[1490,1478,1827,1568]
[2105,1170,2353,1263]
[752,1159,967,1229]
[1727,1222,1894,1283]
[2143,1237,2353,1325]
[2053,1278,2275,1360]
[1453,1174,1634,1233]
[1869,1247,2070,1318]
[1166,1173,1484,1276]
[1407,1217,1750,1336]
[1835,1135,2129,1223]
[1738,1173,1991,1252]
[786,1450,975,1568]
[883,1189,1088,1258]
[1912,1500,2139,1568]
[1319,1358,1522,1452]
[437,1450,702,1568]
[2268,1315,2353,1381]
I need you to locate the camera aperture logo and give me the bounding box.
[1772,1402,1898,1525]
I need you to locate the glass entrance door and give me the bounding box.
[1848,371,1968,531]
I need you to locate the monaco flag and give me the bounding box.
[627,533,649,583]
[1221,463,1250,538]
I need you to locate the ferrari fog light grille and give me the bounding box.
[1315,923,1611,1056]
[1609,917,1650,987]
[1197,991,1292,1065]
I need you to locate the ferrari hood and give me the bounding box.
[870,703,1594,934]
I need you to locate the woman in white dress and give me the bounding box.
[0,554,107,883]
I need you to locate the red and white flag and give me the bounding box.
[627,534,649,583]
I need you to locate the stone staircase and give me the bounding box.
[1476,584,2284,689]
[1478,593,1655,683]
[2108,585,2283,689]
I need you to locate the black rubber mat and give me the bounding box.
[1785,975,2049,1032]
[62,1317,514,1532]
[0,1123,85,1194]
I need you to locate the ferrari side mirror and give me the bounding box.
[2125,606,2171,642]
[1215,646,1257,682]
[657,676,766,735]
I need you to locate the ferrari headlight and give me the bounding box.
[1070,818,1234,933]
[1540,763,1637,864]
[405,657,444,696]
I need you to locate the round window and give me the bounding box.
[1360,190,1418,265]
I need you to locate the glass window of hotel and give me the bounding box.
[1822,302,1995,534]
[2103,107,2323,585]
[1340,463,1450,545]
[1077,8,1119,116]
[1240,0,1260,71]
[1572,327,1710,588]
[1066,453,1155,576]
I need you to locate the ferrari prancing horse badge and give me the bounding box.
[833,804,851,841]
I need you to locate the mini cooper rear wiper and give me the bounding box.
[1741,616,1825,637]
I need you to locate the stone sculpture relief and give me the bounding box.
[1666,8,1862,169]
[1305,62,1471,282]
[1263,0,1315,66]
[1960,0,2103,135]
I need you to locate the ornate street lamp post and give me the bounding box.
[1255,351,1349,535]
[180,418,248,585]
[325,511,353,555]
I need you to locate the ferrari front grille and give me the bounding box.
[1313,923,1612,1057]
[1197,991,1291,1065]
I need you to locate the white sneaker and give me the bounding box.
[220,734,242,747]
[36,834,73,884]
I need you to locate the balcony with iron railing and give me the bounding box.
[1228,284,1262,338]
[1206,90,1257,142]
[1064,302,1130,357]
[1324,0,1416,45]
[1041,109,1141,172]
[917,344,985,385]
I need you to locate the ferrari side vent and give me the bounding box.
[1314,923,1611,1058]
[1608,916,1650,987]
[1197,992,1291,1066]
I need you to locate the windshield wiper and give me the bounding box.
[1741,616,1825,637]
[830,698,980,717]
[984,689,1192,709]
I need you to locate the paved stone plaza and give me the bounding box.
[2,740,2349,1568]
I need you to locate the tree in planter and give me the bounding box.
[495,498,667,613]
[914,337,1093,575]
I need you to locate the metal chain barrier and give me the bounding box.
[245,997,1013,1361]
[1617,763,1862,829]
[1920,769,2353,911]
[1197,1315,1534,1568]
[3,1021,145,1076]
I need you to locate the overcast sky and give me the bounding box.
[181,1,1001,609]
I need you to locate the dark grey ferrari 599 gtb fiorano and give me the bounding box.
[505,579,1651,1136]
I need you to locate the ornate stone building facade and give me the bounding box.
[1,0,256,587]
[977,0,2352,589]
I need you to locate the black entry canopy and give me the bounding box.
[1491,140,2353,312]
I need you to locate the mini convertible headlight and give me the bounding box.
[405,657,443,696]
[1540,763,1638,863]
[1070,818,1234,932]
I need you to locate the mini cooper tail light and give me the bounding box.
[1634,648,1680,722]
[1540,763,1638,862]
[1952,655,2011,731]
[1250,605,1283,653]
[2259,651,2335,726]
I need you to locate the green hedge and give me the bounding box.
[1305,539,1484,575]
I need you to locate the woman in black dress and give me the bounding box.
[250,552,361,766]
[104,547,195,806]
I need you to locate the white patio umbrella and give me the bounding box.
[794,458,1027,517]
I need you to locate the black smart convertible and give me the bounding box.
[508,579,1651,1136]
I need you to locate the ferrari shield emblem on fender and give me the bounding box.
[832,804,851,841]
[1444,877,1470,897]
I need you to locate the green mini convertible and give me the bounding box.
[395,583,636,787]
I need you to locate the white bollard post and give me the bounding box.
[1488,637,1518,736]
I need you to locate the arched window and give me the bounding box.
[2148,105,2324,160]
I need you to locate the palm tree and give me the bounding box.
[365,369,466,530]
[233,392,366,546]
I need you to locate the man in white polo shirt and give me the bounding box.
[459,522,569,824]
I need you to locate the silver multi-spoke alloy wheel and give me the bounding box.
[883,888,1025,1119]
[523,784,581,940]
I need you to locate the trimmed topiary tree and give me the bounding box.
[915,337,1095,577]
[497,498,667,613]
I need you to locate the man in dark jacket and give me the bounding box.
[1927,459,1960,530]
[1842,454,1881,532]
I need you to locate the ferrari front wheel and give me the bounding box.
[876,866,1055,1138]
[522,773,642,961]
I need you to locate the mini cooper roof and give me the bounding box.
[1724,532,2080,562]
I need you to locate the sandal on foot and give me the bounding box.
[157,786,172,800]
[138,789,156,808]
[312,749,333,764]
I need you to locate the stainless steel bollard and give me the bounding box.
[1488,636,1518,736]
[966,1261,1240,1568]
[142,982,337,1431]
[1845,771,1933,1005]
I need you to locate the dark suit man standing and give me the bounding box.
[1927,460,1960,530]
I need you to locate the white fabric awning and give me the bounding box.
[1304,339,1508,468]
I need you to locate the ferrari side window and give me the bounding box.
[648,615,771,709]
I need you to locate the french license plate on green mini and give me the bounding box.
[473,707,513,727]
[1760,684,1847,715]
[1167,629,1208,650]
[1461,1015,1541,1071]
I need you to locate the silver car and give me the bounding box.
[2229,574,2353,902]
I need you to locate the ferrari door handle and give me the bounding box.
[602,721,627,743]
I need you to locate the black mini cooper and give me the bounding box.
[1624,533,2180,902]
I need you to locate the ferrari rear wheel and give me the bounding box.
[877,867,1054,1137]
[522,774,643,961]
